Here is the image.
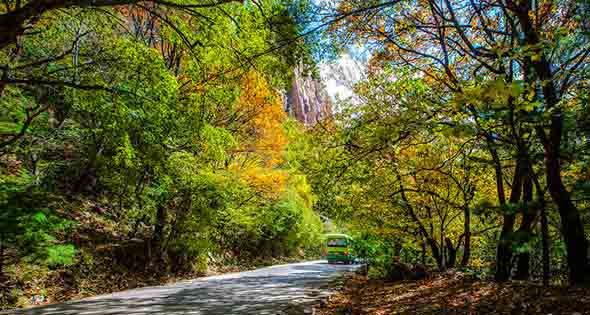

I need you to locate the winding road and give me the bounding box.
[7,261,356,315]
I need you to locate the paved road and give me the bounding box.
[7,261,356,315]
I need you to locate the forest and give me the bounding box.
[0,0,589,312]
[307,0,590,285]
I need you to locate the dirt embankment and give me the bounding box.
[315,272,590,314]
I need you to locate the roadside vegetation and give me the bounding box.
[1,0,590,313]
[307,1,590,312]
[0,0,324,309]
[304,0,590,286]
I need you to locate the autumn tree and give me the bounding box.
[322,0,590,284]
[303,70,498,271]
[0,0,324,307]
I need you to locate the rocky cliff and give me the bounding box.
[284,67,332,126]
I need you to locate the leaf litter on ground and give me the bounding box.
[314,271,590,314]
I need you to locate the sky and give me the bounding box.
[308,0,370,104]
[319,52,369,104]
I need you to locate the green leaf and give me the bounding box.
[33,212,47,223]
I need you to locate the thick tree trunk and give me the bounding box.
[428,237,443,270]
[445,238,457,269]
[496,219,516,281]
[549,174,589,285]
[537,57,589,284]
[512,0,590,285]
[514,173,537,280]
[540,200,550,285]
[537,73,589,285]
[514,252,530,281]
[479,133,514,281]
[495,160,524,282]
[531,169,551,285]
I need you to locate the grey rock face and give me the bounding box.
[284,67,332,126]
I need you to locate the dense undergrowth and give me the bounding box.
[0,166,323,309]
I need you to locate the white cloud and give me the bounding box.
[319,53,368,105]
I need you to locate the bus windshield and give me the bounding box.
[327,238,348,247]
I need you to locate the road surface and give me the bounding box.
[6,261,356,315]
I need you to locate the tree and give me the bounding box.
[0,1,324,307]
[322,0,590,284]
[304,70,498,271]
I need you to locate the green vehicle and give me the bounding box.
[324,233,354,264]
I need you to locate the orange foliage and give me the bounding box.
[229,70,291,199]
[236,70,288,167]
[240,167,288,200]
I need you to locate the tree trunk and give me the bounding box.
[531,169,551,285]
[445,237,457,269]
[537,78,589,285]
[396,177,444,270]
[548,172,589,285]
[428,237,443,270]
[537,58,589,284]
[421,241,426,265]
[153,205,166,264]
[460,206,471,268]
[513,0,590,285]
[540,200,550,285]
[0,234,4,280]
[496,220,516,281]
[515,172,537,280]
[495,160,524,282]
[478,131,513,281]
[393,241,402,257]
[514,252,530,280]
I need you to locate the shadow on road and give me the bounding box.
[11,262,355,315]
